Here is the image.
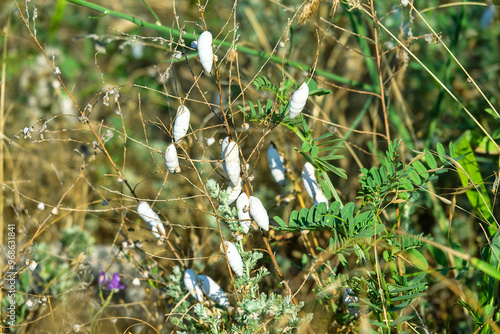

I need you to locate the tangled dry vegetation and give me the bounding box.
[1,0,500,333]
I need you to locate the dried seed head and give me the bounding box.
[173,51,182,60]
[297,0,322,26]
[206,137,215,146]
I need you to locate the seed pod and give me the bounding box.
[173,105,190,143]
[164,144,180,173]
[197,275,230,308]
[289,82,309,119]
[301,162,328,206]
[249,196,269,231]
[137,201,166,239]
[225,177,242,205]
[267,143,286,186]
[183,269,203,302]
[236,193,251,234]
[221,241,244,277]
[197,31,213,73]
[221,137,241,186]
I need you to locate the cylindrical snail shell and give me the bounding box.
[221,241,244,277]
[197,275,230,308]
[236,193,251,234]
[313,191,329,207]
[289,82,309,119]
[249,196,269,231]
[221,137,241,186]
[137,201,166,239]
[221,136,229,154]
[267,143,286,186]
[164,144,181,174]
[342,287,360,317]
[197,31,213,73]
[173,105,190,143]
[183,269,203,302]
[301,162,328,206]
[225,177,242,205]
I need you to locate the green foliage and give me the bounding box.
[242,76,347,180]
[274,141,451,331]
[454,131,496,235]
[186,180,307,332]
[359,139,446,206]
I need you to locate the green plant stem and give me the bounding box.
[91,291,114,333]
[66,0,372,90]
[140,0,161,25]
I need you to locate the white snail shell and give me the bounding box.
[236,193,251,234]
[221,137,241,186]
[221,136,229,153]
[137,201,166,239]
[173,105,190,143]
[267,143,286,186]
[221,241,244,277]
[197,275,230,308]
[301,162,328,206]
[289,82,309,119]
[249,196,269,231]
[197,31,213,73]
[164,144,180,173]
[342,287,360,317]
[183,269,203,302]
[225,177,243,205]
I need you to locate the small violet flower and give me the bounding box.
[98,271,127,292]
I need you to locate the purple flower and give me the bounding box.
[98,271,127,291]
